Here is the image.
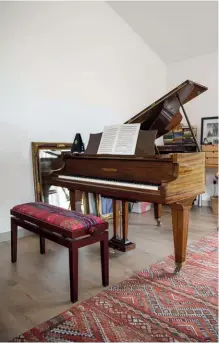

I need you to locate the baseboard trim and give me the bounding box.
[0,228,34,243]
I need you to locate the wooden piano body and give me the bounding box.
[44,79,207,272]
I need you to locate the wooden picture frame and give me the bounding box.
[200,117,219,145]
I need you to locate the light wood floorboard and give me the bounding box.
[0,206,217,341]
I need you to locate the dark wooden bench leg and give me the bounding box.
[100,231,109,287]
[40,235,46,254]
[11,217,17,263]
[69,244,78,303]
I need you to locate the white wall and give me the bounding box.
[0,1,167,234]
[167,53,218,202]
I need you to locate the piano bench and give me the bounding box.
[10,202,109,303]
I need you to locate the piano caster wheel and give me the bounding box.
[174,262,183,274]
[156,218,161,226]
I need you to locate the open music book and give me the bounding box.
[97,124,140,155]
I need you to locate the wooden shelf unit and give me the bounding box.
[202,145,218,169]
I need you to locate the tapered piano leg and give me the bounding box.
[170,198,195,273]
[154,203,162,226]
[109,201,135,252]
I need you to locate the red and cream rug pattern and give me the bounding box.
[13,232,218,342]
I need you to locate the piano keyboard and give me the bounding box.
[57,175,159,191]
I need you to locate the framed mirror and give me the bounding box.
[32,142,73,207]
[31,142,113,218]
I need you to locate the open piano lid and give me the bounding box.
[125,80,207,137]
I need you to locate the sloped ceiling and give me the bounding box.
[108,1,218,64]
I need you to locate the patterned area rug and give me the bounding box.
[13,232,218,342]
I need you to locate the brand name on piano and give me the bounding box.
[102,168,117,172]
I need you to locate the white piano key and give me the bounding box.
[57,175,159,191]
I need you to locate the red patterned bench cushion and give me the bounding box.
[12,202,106,232]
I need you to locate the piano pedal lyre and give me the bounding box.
[109,200,136,252]
[109,237,136,252]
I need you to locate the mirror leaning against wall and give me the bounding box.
[31,142,72,208]
[31,142,113,218]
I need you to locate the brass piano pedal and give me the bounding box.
[156,218,162,226]
[109,248,116,255]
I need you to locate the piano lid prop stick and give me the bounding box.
[176,94,200,152]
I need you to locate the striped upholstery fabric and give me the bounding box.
[12,202,105,231]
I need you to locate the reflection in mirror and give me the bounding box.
[31,142,73,209]
[39,149,71,209]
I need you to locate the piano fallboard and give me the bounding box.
[59,153,178,184]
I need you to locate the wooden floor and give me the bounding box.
[0,205,217,341]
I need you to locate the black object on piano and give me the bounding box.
[71,133,85,153]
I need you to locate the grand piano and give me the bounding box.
[45,80,207,272]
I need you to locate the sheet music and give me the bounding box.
[114,124,140,154]
[97,125,119,154]
[97,124,140,155]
